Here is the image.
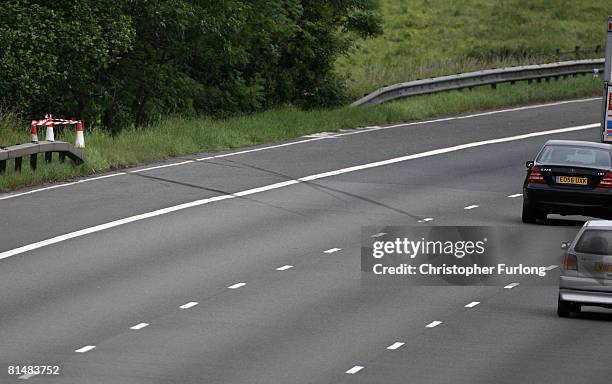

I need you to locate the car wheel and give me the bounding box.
[557,296,571,318]
[522,200,538,224]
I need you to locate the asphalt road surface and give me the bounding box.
[1,97,610,383]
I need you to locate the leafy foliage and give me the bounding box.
[0,0,381,131]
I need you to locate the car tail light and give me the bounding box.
[597,172,612,188]
[563,253,577,270]
[527,166,545,183]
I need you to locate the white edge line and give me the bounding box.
[0,123,599,260]
[0,98,598,201]
[196,137,326,161]
[75,345,96,353]
[0,172,127,201]
[337,97,600,138]
[179,301,198,309]
[130,160,195,173]
[346,366,365,374]
[426,321,443,328]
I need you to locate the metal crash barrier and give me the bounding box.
[0,115,85,174]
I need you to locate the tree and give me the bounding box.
[0,0,382,131]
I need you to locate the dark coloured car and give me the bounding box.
[523,140,612,223]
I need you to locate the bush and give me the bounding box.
[0,0,382,132]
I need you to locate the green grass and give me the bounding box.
[338,0,612,96]
[0,74,602,192]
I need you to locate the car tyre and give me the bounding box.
[557,296,571,318]
[522,200,539,224]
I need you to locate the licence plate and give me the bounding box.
[595,262,612,273]
[557,176,588,186]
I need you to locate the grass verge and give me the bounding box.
[0,74,603,192]
[338,0,611,96]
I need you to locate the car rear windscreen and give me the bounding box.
[574,229,612,255]
[537,145,611,167]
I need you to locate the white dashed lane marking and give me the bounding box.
[464,205,479,210]
[346,366,365,375]
[228,282,246,289]
[18,373,38,380]
[130,322,149,330]
[75,345,96,353]
[179,302,198,309]
[276,265,293,271]
[371,232,387,238]
[504,283,520,289]
[387,342,405,350]
[465,301,480,308]
[426,321,443,328]
[508,193,523,198]
[545,265,558,271]
[323,248,341,254]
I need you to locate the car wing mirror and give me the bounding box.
[525,160,534,169]
[561,241,571,250]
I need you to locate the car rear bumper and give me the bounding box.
[524,184,612,215]
[559,288,612,305]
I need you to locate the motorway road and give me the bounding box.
[1,97,611,383]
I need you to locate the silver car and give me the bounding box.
[558,220,612,317]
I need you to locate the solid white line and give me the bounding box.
[387,342,405,350]
[228,282,246,289]
[0,98,598,201]
[464,205,479,210]
[75,345,96,353]
[0,172,126,201]
[508,193,523,198]
[130,322,149,330]
[196,137,326,161]
[0,123,599,260]
[465,301,480,308]
[276,265,294,271]
[323,248,341,254]
[179,301,198,309]
[336,98,600,138]
[371,232,387,238]
[426,321,443,328]
[18,373,38,380]
[545,265,559,271]
[346,366,365,374]
[130,160,194,173]
[504,283,520,289]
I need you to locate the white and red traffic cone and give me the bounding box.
[45,114,54,142]
[75,121,85,148]
[30,120,39,143]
